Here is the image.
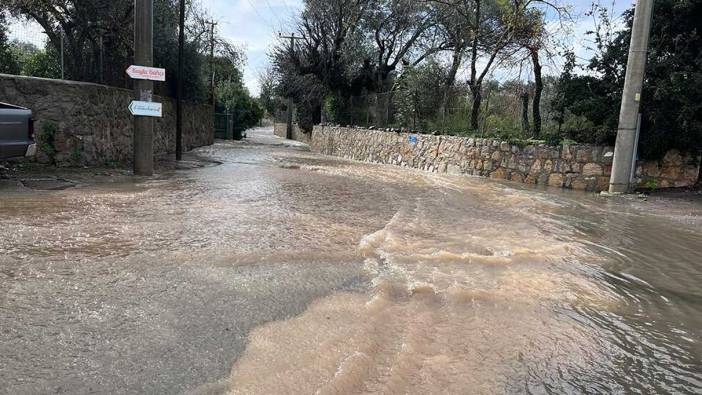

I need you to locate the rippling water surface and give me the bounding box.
[1,127,700,394]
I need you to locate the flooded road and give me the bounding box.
[1,127,701,394]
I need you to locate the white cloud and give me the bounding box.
[202,0,303,96]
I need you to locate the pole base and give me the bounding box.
[608,183,631,194]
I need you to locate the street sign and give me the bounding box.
[129,101,162,117]
[409,135,417,143]
[126,65,166,82]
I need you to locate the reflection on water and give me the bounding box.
[1,128,701,393]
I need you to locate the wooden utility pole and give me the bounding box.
[207,20,218,105]
[609,0,654,193]
[133,0,154,176]
[279,32,304,140]
[60,28,64,79]
[176,0,185,160]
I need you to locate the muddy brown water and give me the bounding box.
[1,127,700,394]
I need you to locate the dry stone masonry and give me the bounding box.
[310,125,700,192]
[1,74,214,166]
[273,122,311,144]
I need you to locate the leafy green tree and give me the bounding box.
[3,0,225,103]
[215,70,263,131]
[393,60,447,129]
[153,0,208,101]
[0,14,21,74]
[635,0,702,159]
[554,0,702,158]
[21,44,62,78]
[258,67,277,116]
[551,49,619,145]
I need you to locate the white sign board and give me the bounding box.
[129,101,162,117]
[126,65,166,82]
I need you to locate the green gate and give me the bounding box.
[214,113,233,139]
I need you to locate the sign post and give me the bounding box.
[132,0,156,176]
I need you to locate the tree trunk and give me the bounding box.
[481,88,492,132]
[440,47,463,120]
[375,72,392,127]
[521,91,530,137]
[470,86,482,131]
[531,49,543,139]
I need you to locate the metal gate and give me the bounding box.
[214,113,233,139]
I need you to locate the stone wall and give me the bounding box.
[0,74,214,166]
[273,122,312,144]
[310,125,700,192]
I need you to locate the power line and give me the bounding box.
[263,0,285,29]
[245,0,276,31]
[278,32,305,140]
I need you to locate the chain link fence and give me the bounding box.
[2,19,69,80]
[320,83,559,141]
[2,16,142,89]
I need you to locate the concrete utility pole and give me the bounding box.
[176,0,185,161]
[134,0,155,176]
[609,0,654,194]
[279,33,304,140]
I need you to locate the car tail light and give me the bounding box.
[28,119,34,140]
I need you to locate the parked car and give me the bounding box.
[0,102,36,159]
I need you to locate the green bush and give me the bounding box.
[323,94,346,123]
[552,0,702,158]
[37,121,58,163]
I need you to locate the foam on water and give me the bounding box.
[2,128,700,393]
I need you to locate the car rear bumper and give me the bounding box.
[25,143,37,157]
[0,141,35,159]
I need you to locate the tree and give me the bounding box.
[271,0,455,128]
[21,43,62,78]
[4,0,134,84]
[258,66,277,116]
[519,86,530,136]
[216,80,263,131]
[430,1,471,116]
[515,1,570,139]
[393,59,447,130]
[214,53,263,131]
[270,0,372,129]
[0,16,21,74]
[365,0,444,91]
[623,0,702,159]
[430,0,519,131]
[364,0,447,125]
[2,0,224,102]
[553,0,702,158]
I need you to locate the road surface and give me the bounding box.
[1,127,701,394]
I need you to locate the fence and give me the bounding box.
[214,113,233,139]
[2,17,155,91]
[3,20,79,83]
[273,104,296,127]
[318,84,559,141]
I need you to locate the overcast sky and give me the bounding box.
[203,0,304,96]
[204,0,632,96]
[8,0,633,96]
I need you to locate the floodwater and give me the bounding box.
[1,127,701,394]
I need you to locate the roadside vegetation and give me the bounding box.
[262,0,701,160]
[0,0,263,131]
